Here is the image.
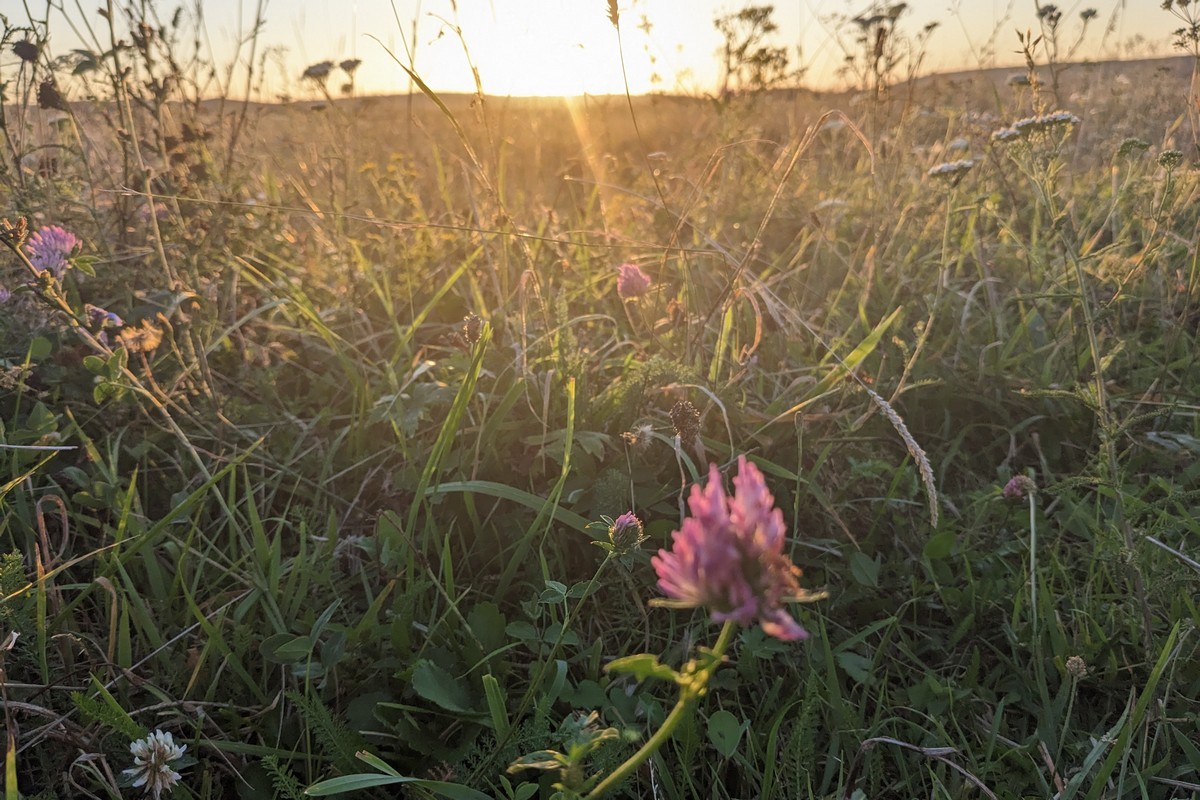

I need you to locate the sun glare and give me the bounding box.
[429,3,654,96]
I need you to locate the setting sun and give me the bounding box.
[422,2,655,96]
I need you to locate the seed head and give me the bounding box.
[1158,149,1184,171]
[462,313,483,345]
[669,400,700,442]
[13,40,40,63]
[117,320,164,354]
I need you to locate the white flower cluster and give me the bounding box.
[123,730,187,799]
[991,111,1081,144]
[927,159,975,178]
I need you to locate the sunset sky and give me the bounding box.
[44,0,1165,98]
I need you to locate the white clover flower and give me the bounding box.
[122,730,187,799]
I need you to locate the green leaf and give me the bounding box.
[835,651,874,684]
[848,551,880,588]
[411,659,475,714]
[507,750,567,772]
[27,337,52,361]
[305,773,490,798]
[706,709,746,758]
[604,654,681,683]
[260,633,314,664]
[922,531,956,560]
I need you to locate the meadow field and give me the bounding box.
[1,3,1200,798]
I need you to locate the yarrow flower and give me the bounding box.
[24,225,80,278]
[122,730,187,799]
[991,111,1080,145]
[927,159,975,180]
[651,457,823,641]
[616,263,652,299]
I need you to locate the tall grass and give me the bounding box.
[1,2,1199,799]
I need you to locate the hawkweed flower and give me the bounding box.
[25,225,80,278]
[652,457,823,641]
[616,263,652,299]
[122,730,187,799]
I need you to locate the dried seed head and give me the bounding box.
[669,400,700,441]
[37,78,67,111]
[1158,149,1184,171]
[462,313,483,345]
[13,40,40,63]
[0,218,29,248]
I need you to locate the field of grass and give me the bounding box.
[1,3,1200,799]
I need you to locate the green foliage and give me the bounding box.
[2,3,1200,798]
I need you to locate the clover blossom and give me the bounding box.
[24,225,80,278]
[652,456,820,641]
[122,730,187,799]
[616,263,652,299]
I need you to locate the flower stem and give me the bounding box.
[585,621,737,799]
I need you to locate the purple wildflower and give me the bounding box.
[0,287,10,304]
[1003,474,1037,499]
[25,225,80,278]
[609,511,646,552]
[652,456,820,641]
[616,263,652,299]
[85,303,124,328]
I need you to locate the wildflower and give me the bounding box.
[1117,137,1150,158]
[669,400,700,442]
[992,111,1079,146]
[302,60,335,83]
[616,263,652,299]
[0,287,10,304]
[927,159,974,180]
[1003,474,1037,499]
[609,511,646,552]
[652,457,821,641]
[122,730,187,799]
[117,320,164,354]
[621,423,654,450]
[25,225,80,278]
[1065,655,1088,678]
[85,304,123,329]
[1158,149,1184,171]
